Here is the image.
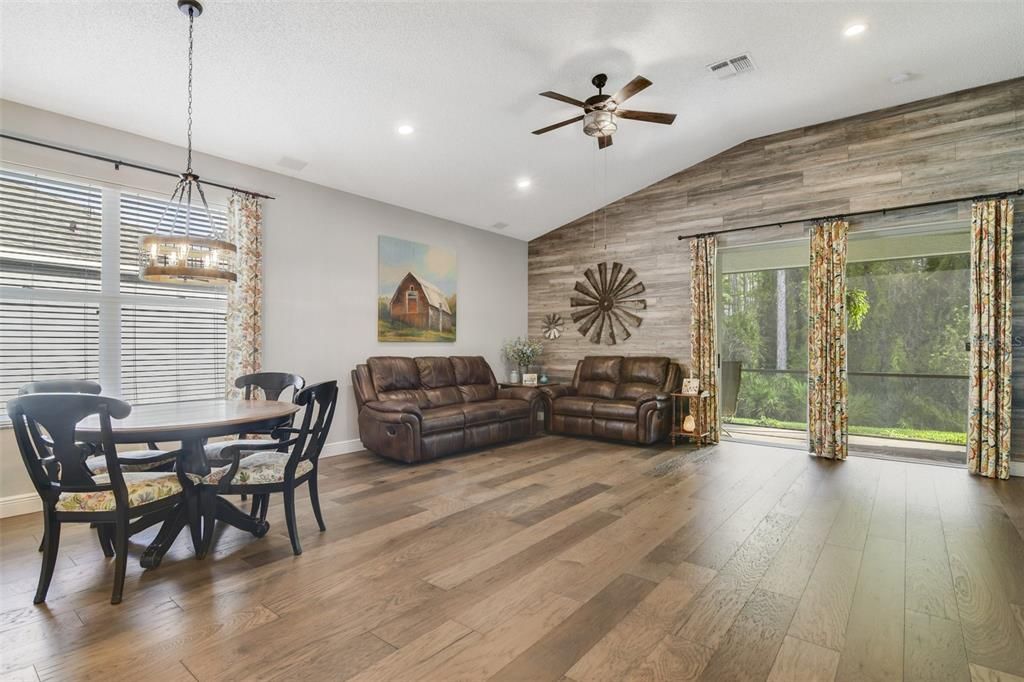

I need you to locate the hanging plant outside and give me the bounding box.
[847,288,870,331]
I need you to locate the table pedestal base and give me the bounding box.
[141,492,271,567]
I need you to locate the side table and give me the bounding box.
[670,391,711,446]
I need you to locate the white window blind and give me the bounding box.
[0,169,102,291]
[0,167,229,422]
[0,301,100,417]
[120,304,226,405]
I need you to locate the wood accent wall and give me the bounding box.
[528,77,1024,458]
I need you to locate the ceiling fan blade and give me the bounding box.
[612,76,652,104]
[531,115,585,135]
[616,110,677,125]
[539,91,586,108]
[598,135,613,149]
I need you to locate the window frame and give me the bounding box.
[0,166,229,423]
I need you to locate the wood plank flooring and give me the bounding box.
[1,436,1023,681]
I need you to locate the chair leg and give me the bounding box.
[38,535,44,552]
[283,487,302,555]
[34,512,60,604]
[249,494,261,519]
[308,475,326,532]
[96,525,115,558]
[258,494,270,523]
[110,521,129,605]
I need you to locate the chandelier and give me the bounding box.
[138,0,236,286]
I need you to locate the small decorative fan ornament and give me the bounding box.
[570,262,646,345]
[542,313,564,340]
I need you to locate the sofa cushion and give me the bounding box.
[421,404,467,434]
[452,356,497,403]
[592,400,639,421]
[577,356,622,399]
[415,357,462,407]
[368,356,430,406]
[462,399,531,426]
[553,396,597,417]
[615,357,670,400]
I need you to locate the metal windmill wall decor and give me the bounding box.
[570,262,646,344]
[541,313,564,340]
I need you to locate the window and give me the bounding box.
[0,168,228,419]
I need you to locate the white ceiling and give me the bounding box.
[2,2,1022,241]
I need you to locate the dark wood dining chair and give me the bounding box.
[8,393,185,604]
[18,380,176,475]
[203,372,306,460]
[192,380,337,556]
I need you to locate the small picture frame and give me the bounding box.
[681,378,700,394]
[522,373,538,386]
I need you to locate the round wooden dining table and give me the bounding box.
[77,399,300,568]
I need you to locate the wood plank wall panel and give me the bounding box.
[528,77,1024,460]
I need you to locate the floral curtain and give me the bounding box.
[690,235,719,443]
[225,192,263,400]
[808,220,849,460]
[967,198,1013,480]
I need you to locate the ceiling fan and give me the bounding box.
[532,73,677,149]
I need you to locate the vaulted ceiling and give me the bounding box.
[1,2,1021,240]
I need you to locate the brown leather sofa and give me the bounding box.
[540,356,682,445]
[352,356,542,463]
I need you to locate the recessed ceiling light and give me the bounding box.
[397,124,415,136]
[889,72,913,84]
[516,178,532,190]
[843,23,867,37]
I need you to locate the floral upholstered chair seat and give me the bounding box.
[84,450,172,475]
[187,450,313,486]
[56,472,182,512]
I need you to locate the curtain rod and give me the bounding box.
[677,188,1022,241]
[0,132,276,200]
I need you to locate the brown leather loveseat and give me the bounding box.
[540,356,682,445]
[352,356,542,463]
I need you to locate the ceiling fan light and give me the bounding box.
[583,110,617,138]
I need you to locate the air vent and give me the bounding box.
[707,53,756,79]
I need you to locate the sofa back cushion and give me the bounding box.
[451,356,497,403]
[616,357,670,400]
[367,356,429,407]
[415,357,462,407]
[577,356,622,399]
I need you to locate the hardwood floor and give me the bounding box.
[1,436,1023,681]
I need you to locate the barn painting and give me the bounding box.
[378,236,456,342]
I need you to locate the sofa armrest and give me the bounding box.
[497,386,541,402]
[636,391,670,405]
[539,385,575,400]
[363,400,422,418]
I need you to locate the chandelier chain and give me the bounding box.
[186,9,194,173]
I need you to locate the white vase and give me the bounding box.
[509,369,520,384]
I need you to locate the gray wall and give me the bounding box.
[0,100,527,504]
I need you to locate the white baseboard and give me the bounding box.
[0,493,40,519]
[320,438,366,459]
[1012,460,1024,478]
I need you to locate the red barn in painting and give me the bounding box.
[389,272,453,332]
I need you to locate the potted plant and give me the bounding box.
[502,337,544,384]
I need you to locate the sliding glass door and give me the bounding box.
[845,225,970,463]
[718,237,809,447]
[716,216,971,465]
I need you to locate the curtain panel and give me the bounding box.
[225,193,264,399]
[690,235,720,443]
[808,220,849,460]
[967,198,1013,480]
